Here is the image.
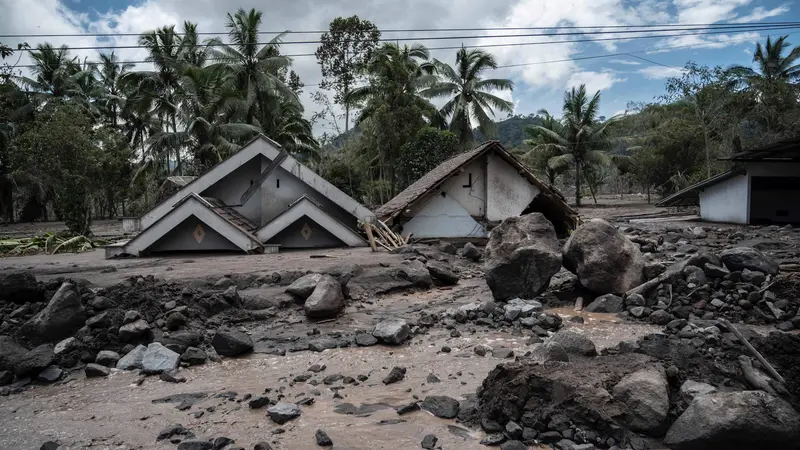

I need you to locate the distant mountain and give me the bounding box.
[474,114,544,149]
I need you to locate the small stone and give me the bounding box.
[141,342,180,374]
[40,442,61,450]
[396,402,420,415]
[382,366,407,385]
[123,310,141,324]
[480,433,506,445]
[492,348,514,359]
[440,346,451,353]
[159,369,186,383]
[474,344,491,356]
[181,347,207,366]
[118,319,151,342]
[248,396,270,409]
[253,442,272,450]
[95,350,120,367]
[85,363,110,377]
[37,366,62,383]
[426,373,441,383]
[53,337,80,355]
[649,309,672,325]
[421,434,438,449]
[315,429,333,447]
[177,440,213,450]
[308,364,326,373]
[116,345,147,370]
[421,395,459,418]
[267,403,301,424]
[372,318,410,345]
[156,423,188,441]
[505,421,523,439]
[355,334,378,347]
[500,441,526,450]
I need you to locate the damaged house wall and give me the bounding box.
[201,156,264,226]
[698,174,749,224]
[486,153,540,221]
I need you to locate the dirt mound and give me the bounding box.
[752,332,800,411]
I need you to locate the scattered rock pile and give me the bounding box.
[424,297,563,334]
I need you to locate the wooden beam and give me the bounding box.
[720,318,786,385]
[363,222,377,252]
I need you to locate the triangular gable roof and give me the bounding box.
[376,141,578,228]
[255,195,366,247]
[138,135,374,230]
[123,193,263,256]
[655,169,746,207]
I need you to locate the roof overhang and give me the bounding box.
[656,169,746,207]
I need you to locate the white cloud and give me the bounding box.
[638,66,685,79]
[566,71,622,92]
[731,5,791,23]
[652,31,762,52]
[673,0,751,24]
[608,59,641,65]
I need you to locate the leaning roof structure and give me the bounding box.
[655,169,746,207]
[376,140,579,229]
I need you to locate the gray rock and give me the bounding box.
[214,277,235,288]
[741,268,767,285]
[181,347,207,366]
[425,260,460,285]
[304,275,344,319]
[703,263,729,279]
[531,341,569,363]
[484,213,563,301]
[159,330,202,353]
[53,337,80,355]
[177,440,213,450]
[123,310,141,324]
[550,330,597,356]
[563,219,645,294]
[626,293,646,307]
[16,344,55,378]
[211,329,253,357]
[382,366,406,385]
[90,296,114,310]
[474,344,491,356]
[398,260,433,288]
[165,312,187,331]
[141,342,180,374]
[612,366,669,435]
[315,429,333,447]
[285,273,323,300]
[504,298,543,320]
[584,294,624,313]
[421,395,460,418]
[438,240,457,255]
[221,286,241,307]
[354,334,378,347]
[116,345,147,370]
[0,370,13,386]
[17,282,86,344]
[267,403,301,424]
[0,336,28,372]
[85,363,110,377]
[309,338,338,352]
[500,441,526,450]
[462,242,481,261]
[117,319,151,342]
[649,309,672,325]
[39,442,60,450]
[679,380,717,403]
[683,266,707,285]
[373,318,410,345]
[0,271,40,304]
[253,442,272,450]
[629,306,647,318]
[85,312,110,329]
[421,434,438,449]
[37,365,62,382]
[719,247,779,275]
[664,391,800,450]
[95,350,120,367]
[492,348,514,359]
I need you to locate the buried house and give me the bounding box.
[107,135,374,258]
[656,137,800,225]
[375,141,579,238]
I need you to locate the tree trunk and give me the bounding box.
[646,184,651,204]
[574,159,582,207]
[345,104,350,133]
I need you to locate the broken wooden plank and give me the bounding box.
[363,222,377,252]
[720,318,786,385]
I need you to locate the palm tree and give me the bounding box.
[18,43,79,97]
[730,35,800,83]
[528,85,615,206]
[207,8,295,127]
[421,48,514,148]
[519,111,567,186]
[95,52,134,127]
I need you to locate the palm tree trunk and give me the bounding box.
[574,159,582,207]
[646,184,651,204]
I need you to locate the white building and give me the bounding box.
[107,135,374,258]
[375,141,578,238]
[657,138,800,224]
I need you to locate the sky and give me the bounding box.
[1,0,798,134]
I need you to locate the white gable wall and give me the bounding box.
[486,153,540,221]
[699,174,749,224]
[401,194,487,238]
[438,159,487,216]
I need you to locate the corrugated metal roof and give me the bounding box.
[655,169,746,207]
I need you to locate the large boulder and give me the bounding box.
[372,318,410,345]
[719,247,779,275]
[15,344,55,378]
[141,342,180,374]
[16,282,86,344]
[484,213,563,301]
[549,330,597,357]
[563,219,645,294]
[304,275,344,319]
[116,344,147,370]
[664,391,800,450]
[398,260,433,288]
[611,366,669,435]
[285,273,322,300]
[584,294,624,313]
[0,271,41,304]
[211,329,253,357]
[0,336,28,372]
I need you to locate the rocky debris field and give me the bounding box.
[1,212,800,449]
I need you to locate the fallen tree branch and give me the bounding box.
[720,318,786,385]
[738,355,776,394]
[626,260,688,298]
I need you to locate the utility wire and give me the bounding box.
[11,23,800,52]
[2,21,799,38]
[7,25,800,62]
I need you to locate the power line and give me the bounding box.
[625,54,679,69]
[2,20,798,39]
[11,23,800,52]
[7,24,800,62]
